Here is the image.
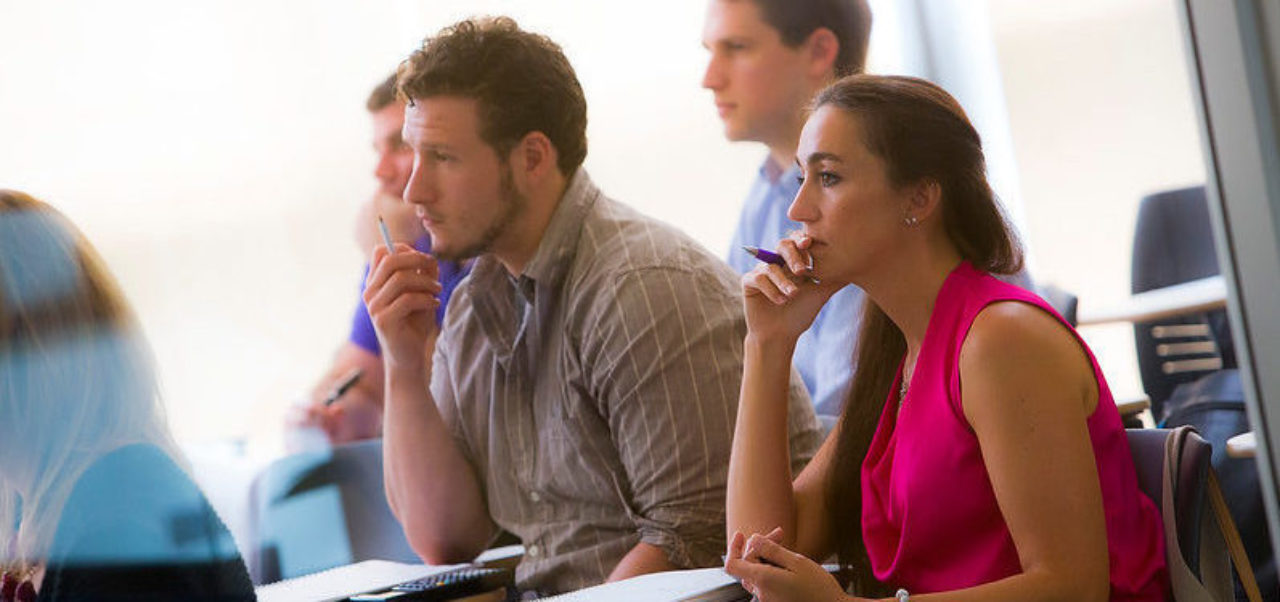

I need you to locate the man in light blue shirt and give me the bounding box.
[703,0,873,420]
[727,160,866,418]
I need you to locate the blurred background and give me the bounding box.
[0,0,1206,447]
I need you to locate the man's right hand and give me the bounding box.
[363,243,443,372]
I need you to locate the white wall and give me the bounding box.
[987,0,1208,401]
[0,0,1208,444]
[0,1,763,444]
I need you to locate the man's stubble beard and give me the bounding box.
[433,163,525,263]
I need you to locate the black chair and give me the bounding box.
[1164,371,1279,600]
[246,439,419,584]
[1130,186,1235,419]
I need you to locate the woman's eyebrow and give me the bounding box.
[799,151,844,167]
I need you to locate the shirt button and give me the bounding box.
[529,490,542,503]
[527,545,540,557]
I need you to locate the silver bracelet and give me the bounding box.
[895,588,909,602]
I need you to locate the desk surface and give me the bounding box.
[1077,275,1227,326]
[1228,431,1257,458]
[1116,396,1151,418]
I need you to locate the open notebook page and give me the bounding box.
[255,559,466,602]
[537,567,748,601]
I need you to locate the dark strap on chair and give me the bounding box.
[1162,426,1263,601]
[1163,426,1225,600]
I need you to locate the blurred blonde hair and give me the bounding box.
[0,190,180,572]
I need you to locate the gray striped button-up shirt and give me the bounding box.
[431,170,822,594]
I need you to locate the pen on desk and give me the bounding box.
[323,367,364,407]
[741,245,820,284]
[377,214,396,253]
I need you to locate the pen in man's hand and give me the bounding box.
[377,214,396,253]
[741,245,820,284]
[323,368,364,407]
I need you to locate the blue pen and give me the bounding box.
[741,245,820,284]
[377,214,396,253]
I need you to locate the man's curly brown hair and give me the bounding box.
[396,17,588,176]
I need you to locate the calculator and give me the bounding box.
[347,567,513,601]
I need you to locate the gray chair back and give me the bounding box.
[246,439,418,584]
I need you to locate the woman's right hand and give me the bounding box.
[363,243,442,372]
[742,236,839,344]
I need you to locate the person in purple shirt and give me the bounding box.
[299,74,470,444]
[347,236,468,353]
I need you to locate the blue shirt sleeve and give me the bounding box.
[730,160,860,418]
[800,285,864,417]
[727,209,756,275]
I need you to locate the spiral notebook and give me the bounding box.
[536,568,748,601]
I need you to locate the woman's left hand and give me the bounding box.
[724,531,853,602]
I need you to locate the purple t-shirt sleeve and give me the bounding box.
[348,263,381,354]
[347,235,470,356]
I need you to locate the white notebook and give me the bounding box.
[538,568,748,601]
[254,559,465,602]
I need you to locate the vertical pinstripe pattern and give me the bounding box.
[430,170,823,595]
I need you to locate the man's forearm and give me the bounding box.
[606,541,678,582]
[382,365,494,564]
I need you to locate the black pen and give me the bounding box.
[741,245,820,284]
[323,367,364,407]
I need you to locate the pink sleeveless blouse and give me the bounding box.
[860,262,1168,599]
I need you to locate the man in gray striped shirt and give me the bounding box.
[363,17,822,595]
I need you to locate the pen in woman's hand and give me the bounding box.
[741,245,821,284]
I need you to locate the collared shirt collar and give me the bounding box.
[520,168,598,288]
[466,169,599,354]
[758,156,800,190]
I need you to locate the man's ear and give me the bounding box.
[510,131,557,185]
[805,27,840,80]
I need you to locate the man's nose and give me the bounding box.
[375,153,395,182]
[403,164,433,206]
[701,55,726,90]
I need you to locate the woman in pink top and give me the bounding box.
[723,74,1167,601]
